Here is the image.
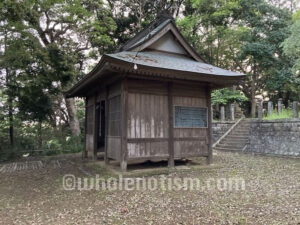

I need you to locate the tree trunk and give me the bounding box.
[38,121,42,150]
[65,97,81,136]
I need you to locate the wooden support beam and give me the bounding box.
[83,98,88,159]
[104,86,109,165]
[206,87,213,165]
[120,78,128,171]
[93,93,98,160]
[168,82,175,168]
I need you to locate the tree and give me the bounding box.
[237,0,292,116]
[281,10,300,99]
[178,0,244,68]
[0,0,116,136]
[108,0,185,47]
[211,88,248,106]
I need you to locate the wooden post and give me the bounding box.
[220,105,225,121]
[293,101,299,118]
[104,86,109,165]
[207,87,213,165]
[278,98,282,114]
[120,79,128,172]
[168,82,174,168]
[230,103,235,121]
[267,101,273,117]
[258,99,263,120]
[93,94,98,160]
[83,98,88,159]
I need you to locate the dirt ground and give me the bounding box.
[0,151,299,225]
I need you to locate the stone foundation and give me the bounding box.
[247,119,300,156]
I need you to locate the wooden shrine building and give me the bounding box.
[66,13,245,171]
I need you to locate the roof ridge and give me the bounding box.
[118,15,172,52]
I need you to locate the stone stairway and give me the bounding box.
[214,119,251,152]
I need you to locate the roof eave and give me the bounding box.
[65,58,110,98]
[105,55,245,86]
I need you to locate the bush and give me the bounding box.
[0,148,22,162]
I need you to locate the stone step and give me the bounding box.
[230,131,250,135]
[219,138,248,143]
[217,143,246,149]
[225,135,249,139]
[220,139,248,145]
[236,129,250,132]
[214,146,243,152]
[235,125,251,128]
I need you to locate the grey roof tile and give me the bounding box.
[107,51,244,77]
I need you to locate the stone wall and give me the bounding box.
[212,121,235,143]
[246,119,300,157]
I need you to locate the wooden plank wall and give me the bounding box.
[85,95,95,154]
[126,79,209,160]
[107,81,122,160]
[127,80,169,159]
[173,85,208,157]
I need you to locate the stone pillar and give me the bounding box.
[267,101,273,117]
[293,101,299,118]
[278,98,282,114]
[230,103,235,121]
[258,99,263,120]
[211,105,214,121]
[220,106,225,121]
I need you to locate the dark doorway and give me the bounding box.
[96,100,105,149]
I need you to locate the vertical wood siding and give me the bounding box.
[173,92,208,157]
[127,93,168,139]
[107,95,121,160]
[85,95,95,153]
[127,92,169,159]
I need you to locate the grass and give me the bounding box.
[263,109,300,120]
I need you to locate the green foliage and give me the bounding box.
[0,0,116,123]
[282,10,300,78]
[211,88,248,105]
[0,0,299,160]
[238,0,293,95]
[177,0,245,67]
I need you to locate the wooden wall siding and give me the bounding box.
[173,96,208,138]
[127,93,169,139]
[126,92,169,159]
[86,95,95,106]
[172,83,206,98]
[108,95,121,137]
[96,88,106,102]
[173,96,206,107]
[174,140,208,158]
[108,81,121,98]
[128,79,168,96]
[107,136,121,160]
[173,95,208,157]
[85,95,95,153]
[107,94,122,160]
[127,141,169,159]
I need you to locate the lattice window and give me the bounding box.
[108,96,121,136]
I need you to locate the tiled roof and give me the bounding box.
[107,51,244,77]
